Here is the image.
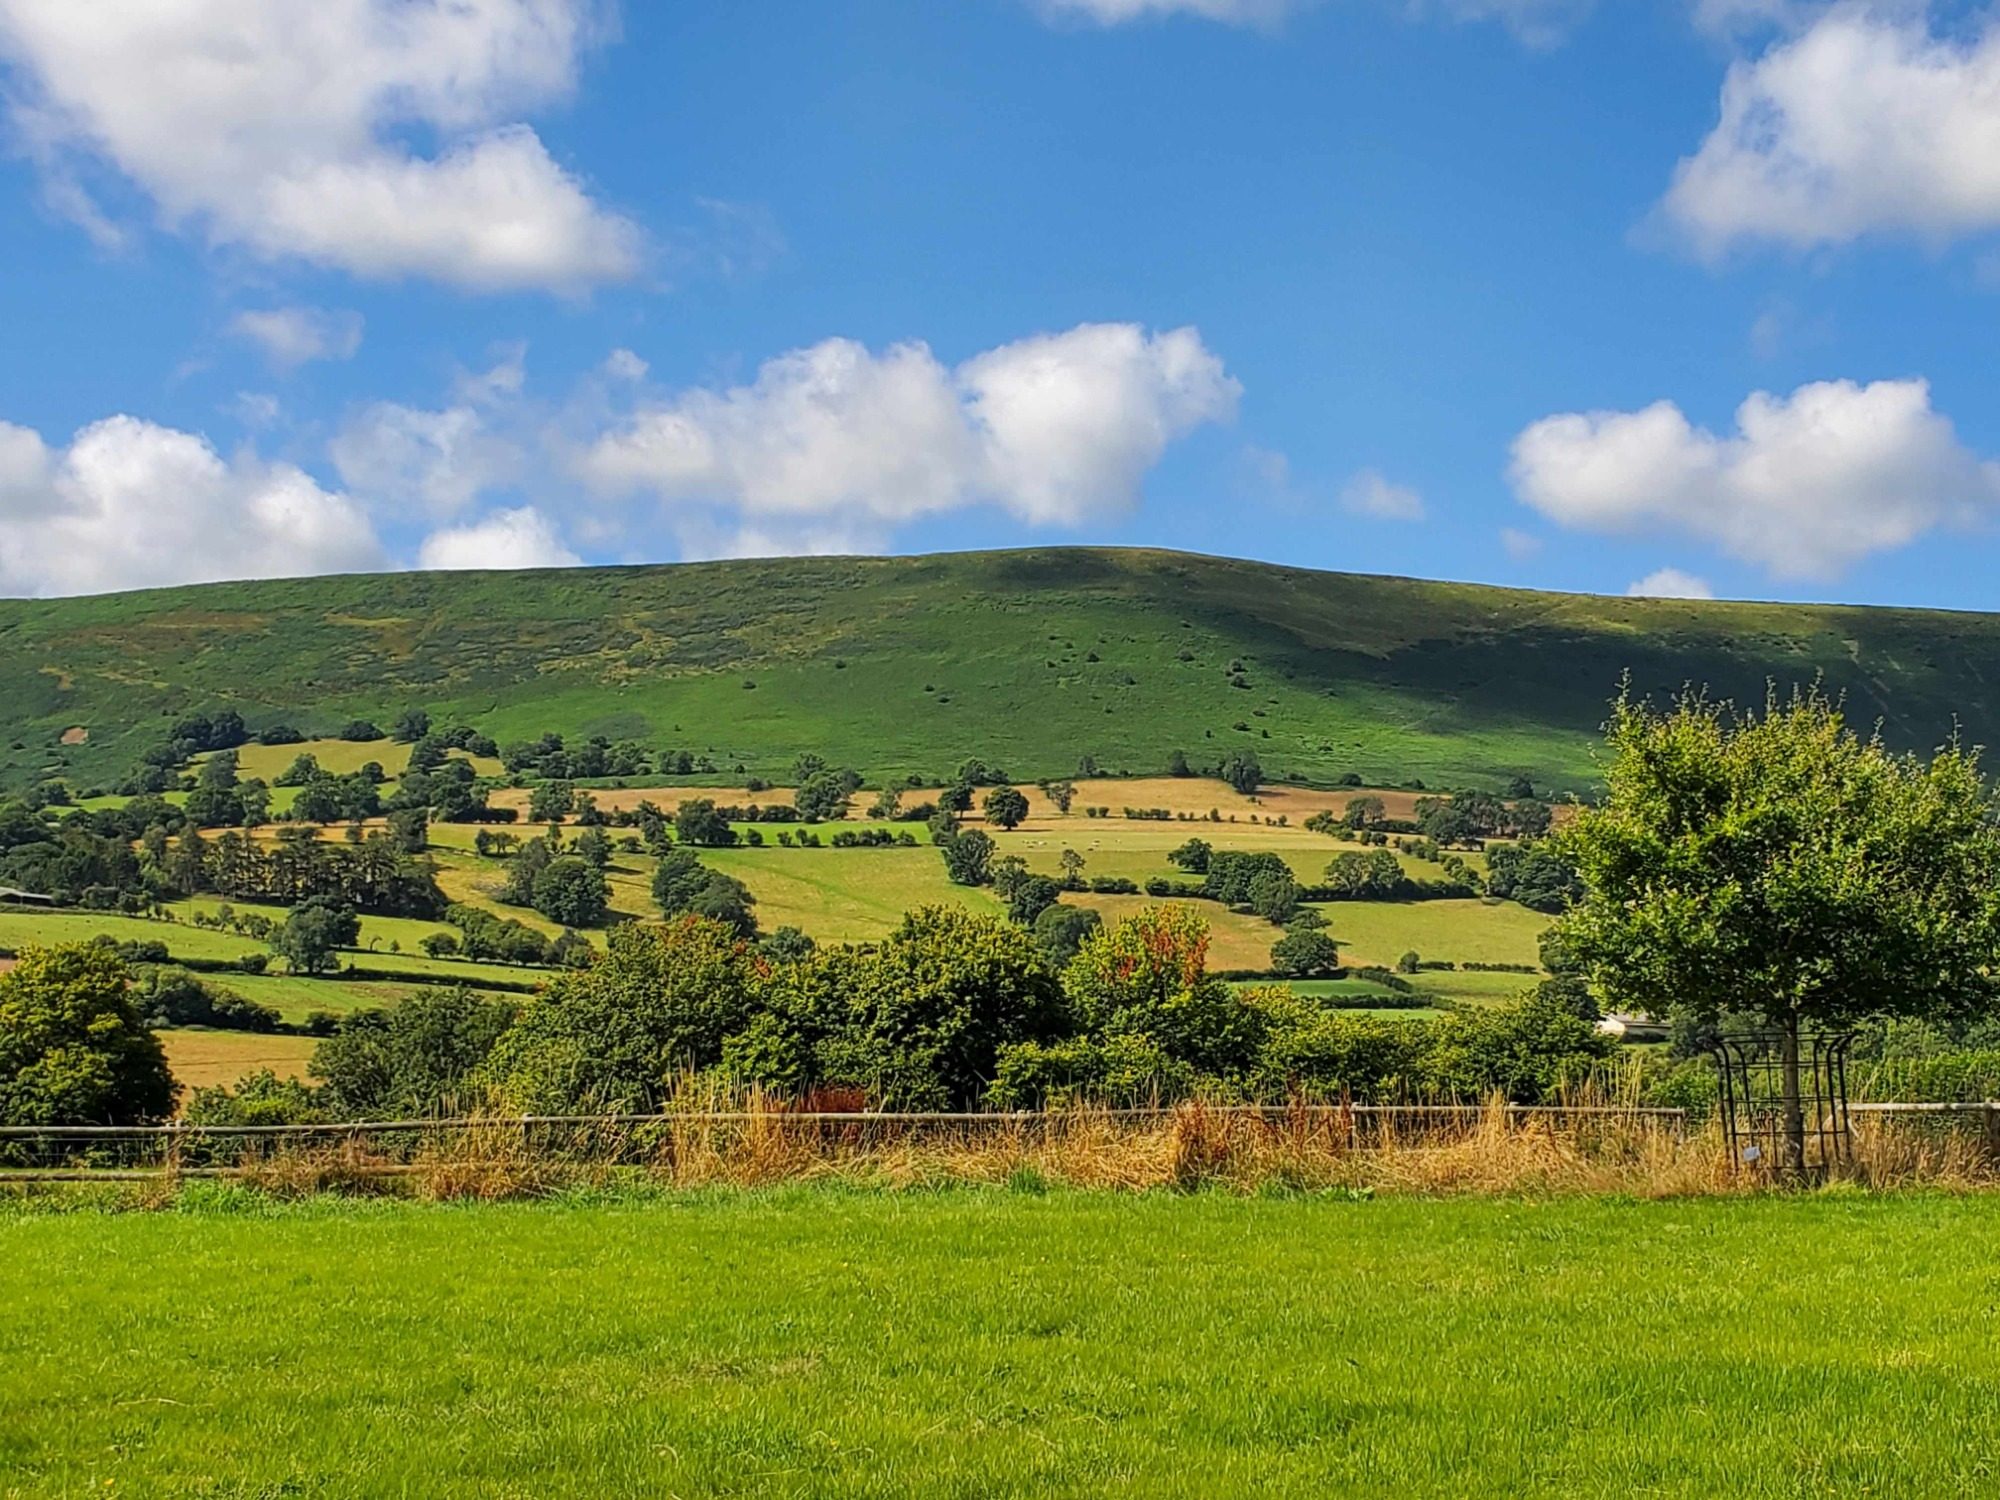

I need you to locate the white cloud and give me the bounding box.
[1033,0,1586,36]
[0,0,639,292]
[1509,377,2000,580]
[603,348,649,382]
[230,307,364,369]
[1663,10,2000,254]
[1412,0,1592,46]
[581,322,1238,542]
[419,505,577,570]
[0,415,383,597]
[1340,467,1426,521]
[1500,526,1542,559]
[331,404,522,520]
[1032,0,1296,22]
[329,354,527,517]
[1627,567,1715,599]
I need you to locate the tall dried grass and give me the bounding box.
[178,1093,2000,1202]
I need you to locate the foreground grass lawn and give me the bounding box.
[4,1191,1999,1497]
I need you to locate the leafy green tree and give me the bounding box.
[1166,750,1192,778]
[989,854,1030,900]
[1270,928,1340,977]
[312,988,516,1118]
[529,780,577,824]
[572,825,612,869]
[1554,687,2000,1171]
[870,786,903,820]
[0,944,177,1124]
[674,798,737,847]
[1509,798,1553,838]
[983,785,1029,830]
[1008,876,1062,925]
[1204,850,1292,906]
[652,848,758,938]
[1220,749,1263,796]
[1167,838,1212,874]
[278,897,360,974]
[938,780,975,815]
[1484,841,1579,913]
[1043,779,1077,813]
[1058,847,1086,888]
[486,918,770,1111]
[1342,795,1385,831]
[391,708,432,743]
[805,906,1064,1108]
[531,856,610,928]
[1060,906,1262,1076]
[796,770,855,823]
[941,828,995,886]
[1032,903,1102,967]
[386,807,428,853]
[1245,866,1301,926]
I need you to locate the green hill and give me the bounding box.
[2,547,1996,794]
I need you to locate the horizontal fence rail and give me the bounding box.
[0,1103,1690,1141]
[0,1104,1692,1182]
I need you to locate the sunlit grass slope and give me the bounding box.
[9,546,1997,795]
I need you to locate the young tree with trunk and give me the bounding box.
[1554,687,2000,1173]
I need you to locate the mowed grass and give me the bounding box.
[0,908,259,962]
[1313,898,1548,970]
[4,1190,1999,1497]
[703,847,1005,941]
[154,1029,318,1090]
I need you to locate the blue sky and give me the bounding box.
[3,0,2000,609]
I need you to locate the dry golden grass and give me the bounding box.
[203,1095,2000,1203]
[158,1030,317,1092]
[487,783,793,816]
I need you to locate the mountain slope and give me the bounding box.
[1,547,1994,794]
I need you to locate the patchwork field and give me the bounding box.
[2,1189,1995,1497]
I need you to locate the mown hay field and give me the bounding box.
[3,1189,1997,1498]
[154,1029,318,1090]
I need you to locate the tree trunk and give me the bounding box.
[1780,1010,1806,1177]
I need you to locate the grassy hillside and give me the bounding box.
[6,546,1998,793]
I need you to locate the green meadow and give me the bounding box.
[3,1188,1995,1498]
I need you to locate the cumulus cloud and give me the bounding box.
[1340,468,1426,521]
[1499,526,1542,559]
[1508,377,2000,580]
[1663,9,2000,253]
[419,505,578,570]
[1032,0,1297,22]
[1627,567,1715,599]
[1033,0,1586,36]
[230,307,364,369]
[581,323,1238,549]
[0,0,639,291]
[0,415,383,597]
[329,353,527,518]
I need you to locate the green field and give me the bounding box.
[1312,898,1549,970]
[2,1188,1995,1497]
[10,546,2000,797]
[0,908,261,962]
